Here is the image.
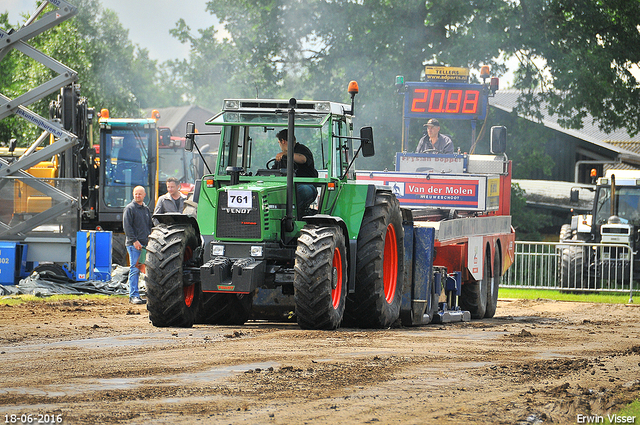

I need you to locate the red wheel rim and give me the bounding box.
[183,244,194,307]
[184,245,193,262]
[383,223,398,303]
[184,284,194,307]
[331,247,343,309]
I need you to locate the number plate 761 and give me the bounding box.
[227,190,252,208]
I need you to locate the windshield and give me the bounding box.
[595,186,640,224]
[217,120,330,177]
[159,148,194,183]
[102,129,153,207]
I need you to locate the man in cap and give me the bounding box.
[416,118,454,154]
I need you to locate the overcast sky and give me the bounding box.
[2,0,217,62]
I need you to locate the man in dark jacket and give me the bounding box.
[123,185,153,304]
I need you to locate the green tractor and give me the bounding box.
[145,84,405,329]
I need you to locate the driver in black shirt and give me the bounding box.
[273,129,318,213]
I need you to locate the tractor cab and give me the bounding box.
[97,109,159,222]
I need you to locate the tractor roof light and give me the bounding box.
[395,75,405,93]
[348,81,359,96]
[100,108,109,119]
[224,100,240,110]
[315,102,331,112]
[151,109,160,120]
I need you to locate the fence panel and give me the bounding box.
[503,241,636,300]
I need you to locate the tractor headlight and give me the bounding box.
[211,244,225,256]
[250,246,263,257]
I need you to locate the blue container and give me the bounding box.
[0,242,28,285]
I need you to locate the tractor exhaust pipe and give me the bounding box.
[611,173,617,218]
[283,98,296,233]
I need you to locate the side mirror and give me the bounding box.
[185,121,196,152]
[360,126,375,157]
[570,188,580,203]
[490,126,507,154]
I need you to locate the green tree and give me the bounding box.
[0,0,173,145]
[173,0,640,164]
[508,0,640,136]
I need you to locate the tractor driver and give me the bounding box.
[273,129,318,214]
[416,118,454,154]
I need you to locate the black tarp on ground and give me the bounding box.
[0,265,137,297]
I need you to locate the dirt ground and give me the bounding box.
[0,297,639,424]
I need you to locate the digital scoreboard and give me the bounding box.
[403,82,488,120]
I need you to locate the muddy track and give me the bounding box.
[0,298,639,424]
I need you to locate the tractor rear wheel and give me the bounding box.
[561,244,587,289]
[484,248,501,318]
[460,249,489,319]
[559,224,571,242]
[345,192,404,328]
[294,225,347,330]
[145,223,200,327]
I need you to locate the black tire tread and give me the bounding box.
[145,223,199,327]
[460,249,489,319]
[112,233,127,266]
[294,225,347,330]
[484,248,500,318]
[345,192,404,329]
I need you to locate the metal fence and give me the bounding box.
[503,241,637,302]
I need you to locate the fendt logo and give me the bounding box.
[222,208,253,214]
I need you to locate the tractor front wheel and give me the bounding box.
[294,225,347,330]
[145,223,200,327]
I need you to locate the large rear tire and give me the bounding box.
[294,225,347,330]
[561,244,587,289]
[484,248,501,318]
[145,223,200,327]
[345,192,404,329]
[460,248,489,319]
[559,224,571,242]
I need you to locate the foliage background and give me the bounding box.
[3,0,640,238]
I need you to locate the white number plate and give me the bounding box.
[227,190,252,208]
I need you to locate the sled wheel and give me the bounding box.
[484,247,501,318]
[460,248,489,319]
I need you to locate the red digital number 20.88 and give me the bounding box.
[410,89,479,115]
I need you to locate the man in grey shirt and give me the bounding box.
[153,177,187,224]
[416,118,454,154]
[123,185,153,304]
